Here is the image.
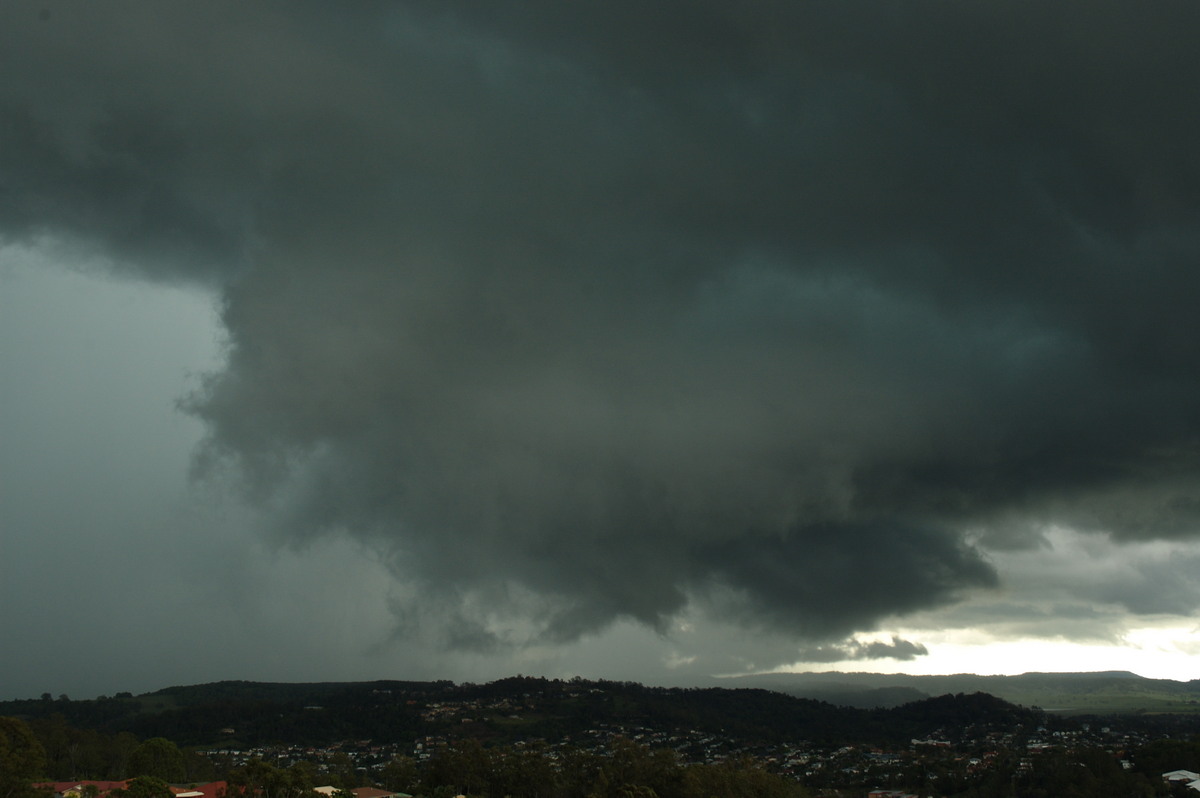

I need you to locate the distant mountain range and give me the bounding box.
[0,676,1055,749]
[3,671,1198,750]
[715,670,1200,713]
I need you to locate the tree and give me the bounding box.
[589,738,682,798]
[327,752,359,790]
[110,777,172,798]
[109,732,139,779]
[379,756,418,794]
[128,738,186,782]
[0,717,48,798]
[422,739,492,797]
[487,744,560,798]
[682,758,809,798]
[1133,738,1200,777]
[285,762,316,796]
[29,715,71,779]
[183,748,218,783]
[225,759,316,798]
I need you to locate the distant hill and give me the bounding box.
[4,671,1199,751]
[0,676,1049,748]
[716,671,1200,714]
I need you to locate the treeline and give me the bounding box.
[0,684,438,749]
[10,710,1200,797]
[9,676,1200,751]
[0,678,1076,768]
[436,680,1051,749]
[218,738,809,798]
[968,741,1200,798]
[0,715,216,785]
[1,714,808,798]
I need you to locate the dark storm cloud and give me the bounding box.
[6,1,1200,662]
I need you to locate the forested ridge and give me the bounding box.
[1,678,1043,749]
[6,677,1200,797]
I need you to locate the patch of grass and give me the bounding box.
[1000,689,1200,715]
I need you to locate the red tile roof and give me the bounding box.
[36,782,131,798]
[351,789,396,798]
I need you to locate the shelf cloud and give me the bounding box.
[5,1,1200,677]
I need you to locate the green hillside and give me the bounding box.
[723,671,1200,714]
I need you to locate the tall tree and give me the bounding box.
[109,777,172,798]
[0,717,48,798]
[379,756,418,794]
[109,732,139,779]
[225,759,316,798]
[128,738,186,782]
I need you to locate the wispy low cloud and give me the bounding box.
[795,637,930,664]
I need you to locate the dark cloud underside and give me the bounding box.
[5,1,1200,657]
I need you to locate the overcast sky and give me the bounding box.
[4,1,1200,701]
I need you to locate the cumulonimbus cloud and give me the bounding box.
[5,1,1200,660]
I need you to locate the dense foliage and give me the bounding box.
[1,716,48,798]
[0,678,1097,751]
[367,737,808,798]
[6,677,1200,797]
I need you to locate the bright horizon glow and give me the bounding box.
[774,626,1200,682]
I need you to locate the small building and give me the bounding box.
[1164,770,1200,784]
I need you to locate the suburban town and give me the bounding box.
[26,724,1200,798]
[8,677,1200,798]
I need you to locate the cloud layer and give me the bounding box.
[5,1,1200,666]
